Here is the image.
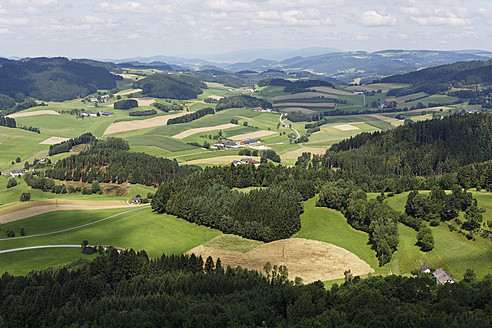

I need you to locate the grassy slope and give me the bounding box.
[0,207,221,275]
[294,196,384,275]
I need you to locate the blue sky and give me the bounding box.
[0,0,491,59]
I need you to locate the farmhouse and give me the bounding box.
[100,111,114,116]
[82,111,97,117]
[353,90,364,94]
[216,139,238,148]
[131,197,141,204]
[232,158,260,167]
[10,169,25,177]
[433,268,455,284]
[419,265,431,273]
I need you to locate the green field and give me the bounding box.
[0,207,221,275]
[294,197,384,274]
[0,176,156,205]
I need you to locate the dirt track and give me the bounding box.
[39,137,70,145]
[172,123,238,139]
[103,112,188,135]
[186,238,373,283]
[274,102,335,108]
[7,110,60,118]
[272,92,338,101]
[0,199,134,224]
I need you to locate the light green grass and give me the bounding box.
[127,134,197,152]
[294,196,384,274]
[0,207,221,275]
[204,234,262,252]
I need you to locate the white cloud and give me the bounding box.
[409,14,469,26]
[447,31,478,39]
[0,17,29,25]
[0,6,7,14]
[10,0,58,6]
[399,7,419,15]
[0,27,13,34]
[128,33,142,39]
[359,10,396,27]
[96,1,147,13]
[206,0,257,11]
[82,16,106,24]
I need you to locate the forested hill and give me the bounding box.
[324,113,492,177]
[0,57,121,102]
[133,74,207,99]
[1,249,491,327]
[382,59,492,96]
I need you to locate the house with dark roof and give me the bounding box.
[217,139,238,148]
[419,265,431,273]
[10,169,25,177]
[433,268,455,284]
[241,139,258,145]
[100,111,114,116]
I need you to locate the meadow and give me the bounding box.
[0,206,221,275]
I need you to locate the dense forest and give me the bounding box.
[258,78,333,93]
[215,95,273,111]
[323,113,492,178]
[114,99,138,110]
[0,249,490,327]
[0,57,121,102]
[383,59,492,96]
[133,74,207,99]
[129,109,157,116]
[46,148,201,186]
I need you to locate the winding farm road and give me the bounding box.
[280,114,300,140]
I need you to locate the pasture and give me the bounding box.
[0,206,221,275]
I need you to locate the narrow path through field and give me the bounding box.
[0,206,149,241]
[0,245,82,254]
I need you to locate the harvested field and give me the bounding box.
[345,83,409,93]
[208,95,224,100]
[229,130,277,141]
[172,123,238,139]
[133,97,155,107]
[281,147,326,160]
[0,199,134,224]
[183,156,261,165]
[7,110,60,118]
[272,92,338,101]
[386,97,405,104]
[333,124,360,131]
[114,89,142,96]
[280,107,317,114]
[310,87,353,96]
[103,112,188,135]
[39,137,70,145]
[274,102,335,108]
[186,238,374,283]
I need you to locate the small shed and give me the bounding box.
[419,265,431,273]
[131,197,141,204]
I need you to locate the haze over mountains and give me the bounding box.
[104,48,492,84]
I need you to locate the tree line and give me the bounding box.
[129,109,157,116]
[48,132,97,156]
[317,180,399,265]
[258,78,333,93]
[167,107,214,125]
[0,248,490,327]
[215,95,273,111]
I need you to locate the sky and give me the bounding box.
[0,0,491,59]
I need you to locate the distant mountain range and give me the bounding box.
[104,49,492,83]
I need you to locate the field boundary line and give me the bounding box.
[0,206,149,241]
[0,245,82,254]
